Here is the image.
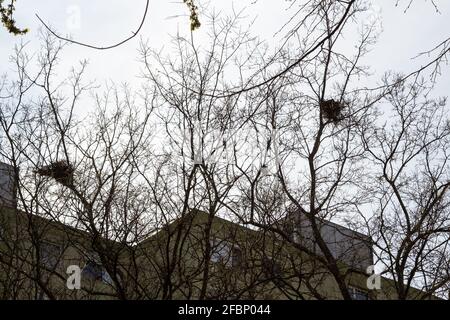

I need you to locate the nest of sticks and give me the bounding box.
[36,160,74,187]
[319,99,346,123]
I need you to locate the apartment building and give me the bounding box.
[0,162,433,300]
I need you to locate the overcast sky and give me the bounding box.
[0,0,449,111]
[1,2,449,265]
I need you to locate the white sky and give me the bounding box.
[1,1,449,99]
[1,1,449,272]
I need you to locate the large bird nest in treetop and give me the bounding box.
[36,160,74,187]
[320,99,346,123]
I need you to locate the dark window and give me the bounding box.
[37,290,49,300]
[39,242,61,269]
[210,238,242,268]
[82,252,113,285]
[82,261,104,281]
[349,286,369,300]
[210,239,231,264]
[262,256,283,286]
[231,247,243,268]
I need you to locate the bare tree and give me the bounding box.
[362,75,450,299]
[0,32,159,299]
[1,1,450,301]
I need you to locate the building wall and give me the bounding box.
[0,206,437,300]
[0,162,16,209]
[286,212,373,272]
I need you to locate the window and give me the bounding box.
[37,290,50,300]
[83,260,103,280]
[290,226,300,243]
[102,269,113,285]
[82,252,113,285]
[210,238,242,268]
[262,256,284,286]
[349,286,369,300]
[39,242,61,269]
[210,238,232,265]
[231,247,243,268]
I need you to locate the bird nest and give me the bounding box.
[36,160,74,187]
[319,99,346,123]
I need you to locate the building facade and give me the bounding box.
[0,162,436,300]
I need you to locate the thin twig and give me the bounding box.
[35,0,150,50]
